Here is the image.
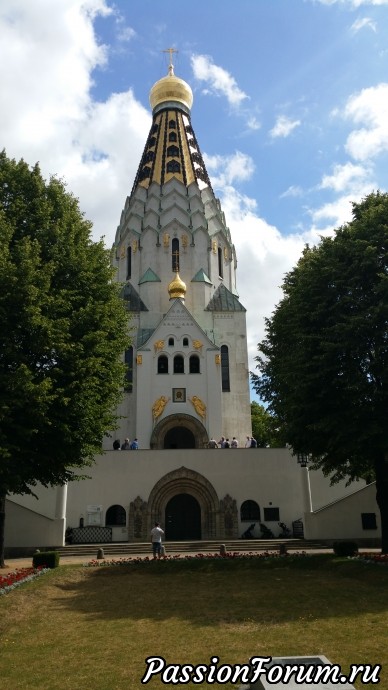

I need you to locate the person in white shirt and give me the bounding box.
[150,522,164,559]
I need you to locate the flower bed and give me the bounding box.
[0,567,49,595]
[354,553,388,566]
[84,551,307,567]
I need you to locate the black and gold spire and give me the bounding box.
[131,51,212,194]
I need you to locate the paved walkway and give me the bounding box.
[2,546,381,572]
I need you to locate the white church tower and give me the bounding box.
[111,56,252,449]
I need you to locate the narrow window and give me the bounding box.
[172,237,180,272]
[263,507,280,522]
[168,337,174,347]
[167,160,180,173]
[106,505,126,526]
[158,355,168,374]
[169,132,177,142]
[221,345,230,391]
[361,513,377,530]
[183,337,189,347]
[125,347,133,390]
[167,145,180,157]
[218,246,223,278]
[241,501,260,522]
[126,246,131,279]
[169,119,176,129]
[174,355,184,374]
[189,355,200,374]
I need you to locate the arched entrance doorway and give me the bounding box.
[165,493,201,540]
[150,414,208,449]
[147,467,220,539]
[164,427,195,449]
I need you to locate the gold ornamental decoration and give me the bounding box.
[190,396,206,419]
[163,233,170,248]
[136,355,142,365]
[152,395,170,420]
[154,340,165,353]
[181,234,188,248]
[132,240,138,253]
[212,240,217,254]
[193,340,203,351]
[215,354,221,365]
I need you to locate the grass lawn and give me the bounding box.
[0,554,387,689]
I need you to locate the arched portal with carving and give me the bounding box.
[150,413,208,449]
[147,466,220,540]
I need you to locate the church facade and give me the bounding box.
[5,61,381,553]
[110,59,251,451]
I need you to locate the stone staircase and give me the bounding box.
[56,538,326,559]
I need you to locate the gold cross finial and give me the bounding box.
[163,47,178,75]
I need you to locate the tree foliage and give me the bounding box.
[0,151,129,562]
[251,191,388,550]
[251,401,286,448]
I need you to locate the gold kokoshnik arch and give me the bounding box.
[150,413,208,449]
[147,466,221,540]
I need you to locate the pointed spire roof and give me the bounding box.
[131,55,212,195]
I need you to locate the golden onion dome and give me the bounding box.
[168,272,187,300]
[149,64,193,113]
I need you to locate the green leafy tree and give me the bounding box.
[0,151,129,566]
[251,401,285,447]
[252,191,388,551]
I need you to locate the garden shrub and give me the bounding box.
[32,551,60,569]
[332,541,358,557]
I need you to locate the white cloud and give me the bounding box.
[0,0,150,242]
[319,161,373,191]
[280,185,303,198]
[204,151,255,187]
[350,17,377,32]
[342,83,388,160]
[317,0,388,6]
[270,115,301,139]
[191,54,248,107]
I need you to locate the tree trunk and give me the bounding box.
[375,454,388,554]
[0,491,6,568]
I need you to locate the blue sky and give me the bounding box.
[1,0,388,395]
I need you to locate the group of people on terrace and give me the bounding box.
[207,435,257,449]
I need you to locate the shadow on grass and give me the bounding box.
[50,554,388,626]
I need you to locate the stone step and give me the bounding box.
[56,539,325,558]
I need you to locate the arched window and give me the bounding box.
[174,355,184,374]
[158,355,168,374]
[172,237,179,272]
[221,345,230,391]
[149,136,156,147]
[167,145,180,157]
[240,500,260,522]
[168,337,174,347]
[145,150,155,163]
[126,246,131,279]
[169,132,177,142]
[183,337,189,347]
[169,119,176,129]
[189,355,200,374]
[125,346,133,391]
[218,246,223,278]
[167,160,181,174]
[106,505,126,526]
[152,123,158,133]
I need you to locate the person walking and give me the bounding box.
[150,522,164,560]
